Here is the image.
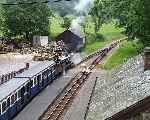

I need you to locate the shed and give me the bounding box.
[56,30,85,52]
[33,36,49,47]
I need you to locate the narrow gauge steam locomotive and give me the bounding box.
[0,55,72,120]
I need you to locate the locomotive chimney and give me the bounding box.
[144,47,150,71]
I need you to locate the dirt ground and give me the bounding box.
[0,53,39,76]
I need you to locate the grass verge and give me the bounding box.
[103,40,143,70]
[83,22,125,54]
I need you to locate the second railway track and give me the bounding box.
[39,38,125,120]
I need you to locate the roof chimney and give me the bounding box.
[144,47,150,71]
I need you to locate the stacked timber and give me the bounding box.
[33,41,68,61]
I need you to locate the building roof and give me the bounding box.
[69,28,85,38]
[0,60,55,102]
[56,30,85,52]
[0,77,28,102]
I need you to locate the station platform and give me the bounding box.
[13,68,79,120]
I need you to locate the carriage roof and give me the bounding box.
[0,60,55,102]
[0,77,27,102]
[16,60,55,78]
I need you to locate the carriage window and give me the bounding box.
[11,95,15,105]
[42,71,47,80]
[52,66,55,73]
[30,80,33,87]
[47,69,51,76]
[47,69,50,76]
[2,101,6,113]
[0,104,1,115]
[51,66,54,71]
[18,89,21,99]
[34,77,36,85]
[15,93,17,101]
[37,74,41,82]
[7,97,10,108]
[21,86,25,95]
[26,82,30,92]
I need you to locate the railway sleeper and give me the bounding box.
[61,94,71,101]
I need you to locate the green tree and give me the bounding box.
[61,16,72,30]
[1,0,53,42]
[109,0,150,46]
[89,0,110,35]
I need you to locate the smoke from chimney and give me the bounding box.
[70,0,93,33]
[74,0,93,14]
[69,16,84,34]
[69,0,93,64]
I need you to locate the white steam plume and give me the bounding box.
[70,0,93,35]
[74,0,93,13]
[70,17,84,30]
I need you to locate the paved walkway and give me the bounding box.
[13,68,79,120]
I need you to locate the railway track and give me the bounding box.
[40,72,90,120]
[39,39,125,120]
[78,37,127,66]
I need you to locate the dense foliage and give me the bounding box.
[61,16,72,30]
[1,0,150,47]
[89,0,110,34]
[0,0,52,41]
[108,0,150,46]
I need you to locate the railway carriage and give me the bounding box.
[16,61,56,97]
[0,56,72,120]
[0,77,34,120]
[0,61,55,120]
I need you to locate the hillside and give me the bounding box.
[48,0,79,16]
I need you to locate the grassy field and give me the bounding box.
[83,22,125,54]
[50,16,65,38]
[103,40,143,70]
[50,15,75,38]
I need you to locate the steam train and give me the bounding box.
[0,55,73,120]
[0,38,121,120]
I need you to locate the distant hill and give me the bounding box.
[0,0,79,16]
[48,0,79,16]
